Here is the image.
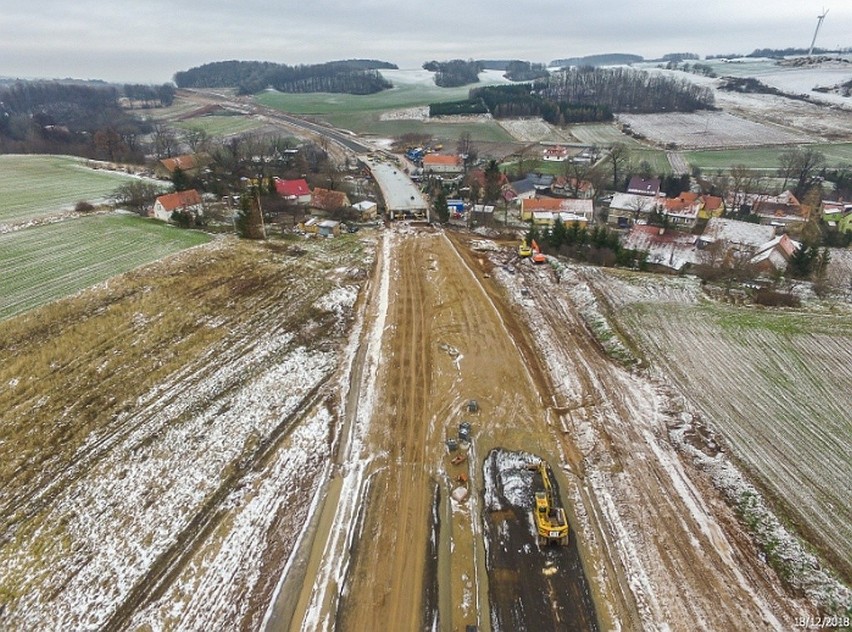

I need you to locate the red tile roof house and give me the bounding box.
[422,154,463,175]
[156,154,202,178]
[311,187,351,212]
[274,178,312,204]
[152,189,203,222]
[661,192,702,229]
[542,145,571,162]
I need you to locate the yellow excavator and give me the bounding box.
[518,239,532,257]
[530,460,569,546]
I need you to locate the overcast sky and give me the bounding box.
[2,1,850,83]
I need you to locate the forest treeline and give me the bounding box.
[542,66,714,113]
[430,65,712,122]
[0,81,151,160]
[173,59,396,95]
[429,84,611,124]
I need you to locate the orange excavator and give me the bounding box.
[531,239,546,264]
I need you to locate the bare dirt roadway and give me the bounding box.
[277,226,810,631]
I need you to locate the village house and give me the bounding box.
[504,177,537,203]
[697,194,725,220]
[661,192,702,229]
[729,190,808,227]
[699,217,776,251]
[311,187,351,212]
[627,176,662,197]
[607,192,660,228]
[698,217,798,274]
[156,154,202,179]
[521,197,594,226]
[749,234,800,273]
[466,168,510,194]
[422,154,463,175]
[274,177,312,204]
[151,189,203,223]
[553,176,595,199]
[622,225,699,273]
[822,201,852,231]
[542,145,570,162]
[352,200,378,221]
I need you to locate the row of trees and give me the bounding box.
[121,83,176,107]
[528,219,649,268]
[174,60,396,95]
[542,66,715,113]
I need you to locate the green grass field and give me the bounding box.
[0,155,149,225]
[686,143,852,173]
[0,215,210,320]
[254,71,517,143]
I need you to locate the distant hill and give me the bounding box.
[550,53,644,68]
[174,59,397,95]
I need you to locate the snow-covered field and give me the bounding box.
[586,268,852,592]
[0,236,374,630]
[617,111,810,149]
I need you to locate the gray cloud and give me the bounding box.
[1,1,849,82]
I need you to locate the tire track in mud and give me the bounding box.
[102,377,332,632]
[337,233,434,631]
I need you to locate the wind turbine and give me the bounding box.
[808,8,829,56]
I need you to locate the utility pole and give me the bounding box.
[808,8,829,57]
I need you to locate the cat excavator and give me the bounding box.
[530,460,569,546]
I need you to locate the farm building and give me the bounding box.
[521,198,594,224]
[352,200,378,220]
[275,178,311,204]
[311,188,351,212]
[152,189,203,223]
[627,176,661,197]
[422,154,463,175]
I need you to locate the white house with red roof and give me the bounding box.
[152,189,203,222]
